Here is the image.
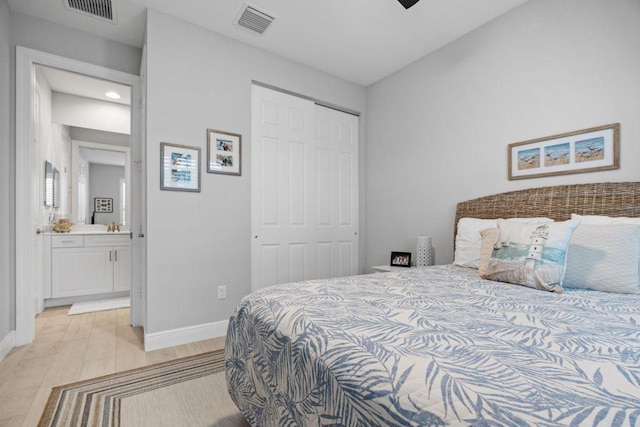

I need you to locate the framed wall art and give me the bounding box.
[508,123,619,180]
[160,142,201,192]
[53,167,60,208]
[44,161,61,208]
[207,129,241,176]
[44,160,54,207]
[94,198,113,213]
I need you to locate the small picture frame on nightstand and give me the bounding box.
[390,251,411,267]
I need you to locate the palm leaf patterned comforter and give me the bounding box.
[225,265,640,426]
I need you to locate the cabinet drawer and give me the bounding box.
[52,235,84,248]
[84,234,131,247]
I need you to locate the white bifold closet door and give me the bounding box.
[251,85,359,291]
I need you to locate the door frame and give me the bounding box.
[15,47,143,345]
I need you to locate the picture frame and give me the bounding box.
[508,123,619,180]
[160,142,201,192]
[390,251,412,267]
[44,161,61,208]
[53,167,60,208]
[207,129,241,176]
[44,160,54,207]
[94,198,113,213]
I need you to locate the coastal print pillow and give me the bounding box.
[563,224,640,293]
[454,217,554,269]
[478,219,580,293]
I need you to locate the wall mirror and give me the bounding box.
[34,64,132,229]
[71,141,130,226]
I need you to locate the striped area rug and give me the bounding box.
[38,350,245,427]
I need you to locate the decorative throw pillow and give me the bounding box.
[454,217,554,269]
[478,219,580,293]
[478,228,500,278]
[564,224,640,293]
[454,218,497,268]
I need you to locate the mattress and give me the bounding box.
[225,265,640,426]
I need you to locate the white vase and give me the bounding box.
[416,236,435,267]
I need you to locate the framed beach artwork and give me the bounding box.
[508,123,619,180]
[160,142,201,192]
[207,129,242,176]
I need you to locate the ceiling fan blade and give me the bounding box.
[398,0,420,9]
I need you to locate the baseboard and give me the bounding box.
[0,331,16,362]
[144,320,228,352]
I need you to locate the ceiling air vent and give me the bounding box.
[235,3,276,35]
[65,0,117,24]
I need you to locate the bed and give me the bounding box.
[225,182,640,426]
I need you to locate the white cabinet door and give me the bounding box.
[113,245,131,292]
[52,247,113,298]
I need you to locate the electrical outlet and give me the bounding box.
[217,285,227,300]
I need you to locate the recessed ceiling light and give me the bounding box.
[105,91,120,99]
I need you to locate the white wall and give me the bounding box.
[70,127,130,147]
[145,9,366,335]
[0,0,11,346]
[74,150,90,224]
[51,125,71,218]
[53,92,130,134]
[10,12,141,76]
[365,0,640,268]
[35,69,72,226]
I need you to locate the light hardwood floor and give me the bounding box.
[0,306,225,426]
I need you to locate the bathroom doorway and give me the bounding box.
[15,47,144,346]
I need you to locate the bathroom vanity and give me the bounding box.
[43,225,131,306]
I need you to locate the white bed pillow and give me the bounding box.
[564,224,640,293]
[454,217,554,269]
[571,213,640,225]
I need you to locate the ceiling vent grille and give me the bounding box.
[235,4,276,35]
[65,0,117,23]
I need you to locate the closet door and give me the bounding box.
[314,105,359,280]
[251,85,358,291]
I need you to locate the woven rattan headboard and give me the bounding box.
[454,182,640,244]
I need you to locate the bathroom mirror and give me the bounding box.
[71,141,130,226]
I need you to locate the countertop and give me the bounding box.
[44,225,130,236]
